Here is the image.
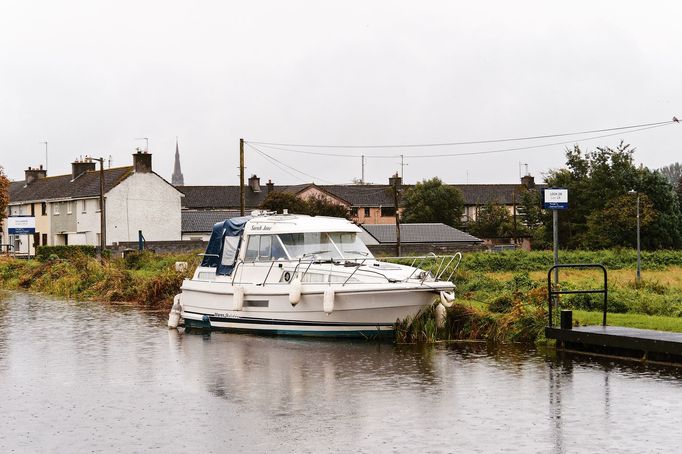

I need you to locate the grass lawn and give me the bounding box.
[573,310,682,333]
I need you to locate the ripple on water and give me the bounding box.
[0,291,681,453]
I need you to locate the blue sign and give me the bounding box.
[543,189,568,210]
[8,216,36,235]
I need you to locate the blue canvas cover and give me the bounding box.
[201,216,252,275]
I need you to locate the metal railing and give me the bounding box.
[547,264,608,327]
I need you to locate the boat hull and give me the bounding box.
[179,279,452,338]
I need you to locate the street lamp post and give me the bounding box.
[629,190,641,285]
[635,192,642,286]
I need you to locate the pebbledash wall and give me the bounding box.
[106,172,182,244]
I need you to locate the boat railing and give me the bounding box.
[225,253,462,287]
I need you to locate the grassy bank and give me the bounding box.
[2,248,682,343]
[396,249,682,343]
[0,251,199,306]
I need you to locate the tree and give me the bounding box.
[544,142,682,249]
[0,166,8,232]
[259,192,308,214]
[304,195,350,218]
[659,162,682,186]
[468,202,514,238]
[401,177,464,227]
[259,192,350,219]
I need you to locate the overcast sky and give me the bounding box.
[1,1,681,186]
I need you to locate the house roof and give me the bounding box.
[8,166,135,204]
[176,182,545,210]
[361,223,482,244]
[182,210,242,233]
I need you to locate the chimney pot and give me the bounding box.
[249,174,261,193]
[25,166,47,185]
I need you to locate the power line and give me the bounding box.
[247,119,676,149]
[247,143,336,184]
[250,122,672,159]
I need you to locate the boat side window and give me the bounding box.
[221,236,240,266]
[244,236,259,261]
[245,235,288,262]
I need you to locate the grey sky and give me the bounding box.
[1,1,681,186]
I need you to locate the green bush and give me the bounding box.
[36,245,97,262]
[489,294,514,313]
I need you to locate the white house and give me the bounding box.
[5,151,183,254]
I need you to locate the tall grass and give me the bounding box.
[0,251,200,307]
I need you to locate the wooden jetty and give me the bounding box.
[544,264,682,364]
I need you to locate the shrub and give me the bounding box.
[36,245,97,262]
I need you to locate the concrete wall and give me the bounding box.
[106,173,182,244]
[368,242,486,257]
[111,240,206,255]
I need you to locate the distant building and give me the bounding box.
[171,138,185,186]
[5,151,183,254]
[359,223,483,255]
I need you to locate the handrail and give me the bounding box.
[342,258,368,286]
[547,264,608,327]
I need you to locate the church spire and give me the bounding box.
[171,137,185,186]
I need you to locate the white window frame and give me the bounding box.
[53,203,60,215]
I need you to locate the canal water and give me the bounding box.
[1,291,681,453]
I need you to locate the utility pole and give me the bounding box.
[636,193,641,285]
[240,138,245,216]
[95,157,106,260]
[392,174,401,257]
[361,155,365,184]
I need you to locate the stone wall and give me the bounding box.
[110,240,207,256]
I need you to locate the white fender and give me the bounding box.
[167,294,182,329]
[289,276,302,306]
[435,303,446,329]
[440,290,455,308]
[233,286,244,311]
[323,288,335,315]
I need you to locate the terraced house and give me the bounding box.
[5,151,183,255]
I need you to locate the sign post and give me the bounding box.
[543,189,568,322]
[8,216,36,258]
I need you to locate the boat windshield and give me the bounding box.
[278,232,372,260]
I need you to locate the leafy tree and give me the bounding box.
[468,202,514,238]
[259,192,350,219]
[0,166,8,232]
[659,162,682,186]
[545,142,682,249]
[304,195,350,218]
[401,177,464,227]
[259,192,308,214]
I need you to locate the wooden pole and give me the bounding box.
[393,175,401,257]
[98,158,106,259]
[240,138,245,216]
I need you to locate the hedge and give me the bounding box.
[36,245,98,262]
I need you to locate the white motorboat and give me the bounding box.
[169,212,459,337]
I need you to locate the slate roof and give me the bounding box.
[176,182,545,209]
[182,210,242,233]
[8,167,135,203]
[361,223,482,244]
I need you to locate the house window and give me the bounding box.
[350,207,358,217]
[363,207,370,217]
[41,202,47,216]
[67,202,73,214]
[30,204,35,217]
[380,206,396,217]
[42,233,47,246]
[81,200,87,213]
[53,203,60,215]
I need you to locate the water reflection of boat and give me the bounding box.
[169,213,459,337]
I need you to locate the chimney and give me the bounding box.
[25,165,47,185]
[133,149,152,173]
[521,175,535,189]
[389,173,402,188]
[266,179,274,194]
[71,156,97,179]
[249,174,261,193]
